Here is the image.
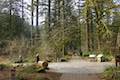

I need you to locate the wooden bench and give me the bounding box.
[115,55,120,67]
[89,54,96,62]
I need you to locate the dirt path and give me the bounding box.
[49,59,114,74]
[48,59,114,80]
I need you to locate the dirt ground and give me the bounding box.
[0,58,112,80]
[60,73,102,80]
[0,70,62,80]
[0,70,102,80]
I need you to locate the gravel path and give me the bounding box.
[48,59,114,80]
[49,59,114,74]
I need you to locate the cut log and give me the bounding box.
[38,61,48,69]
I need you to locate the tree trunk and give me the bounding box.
[9,0,12,36]
[21,0,24,20]
[48,0,51,30]
[86,8,93,52]
[36,0,39,32]
[31,0,34,45]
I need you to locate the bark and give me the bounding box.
[31,0,34,45]
[9,0,12,34]
[48,0,51,30]
[86,8,93,52]
[36,0,39,32]
[21,0,24,20]
[31,0,34,26]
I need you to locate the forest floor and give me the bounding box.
[0,57,114,80]
[0,70,62,80]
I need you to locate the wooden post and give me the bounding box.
[115,55,120,67]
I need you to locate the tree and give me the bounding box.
[48,0,51,29]
[36,0,39,31]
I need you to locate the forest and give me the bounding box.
[0,0,120,80]
[0,0,120,62]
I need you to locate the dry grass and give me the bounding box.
[0,56,11,64]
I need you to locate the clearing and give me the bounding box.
[48,59,114,80]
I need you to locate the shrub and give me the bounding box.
[101,56,112,62]
[101,51,113,62]
[22,64,46,73]
[103,67,120,80]
[22,65,38,73]
[0,64,9,70]
[37,67,46,73]
[83,52,91,57]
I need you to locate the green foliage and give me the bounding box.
[101,51,113,62]
[103,67,120,80]
[0,64,9,70]
[101,55,113,62]
[82,51,94,57]
[22,65,38,73]
[0,13,31,57]
[37,67,46,73]
[22,64,46,73]
[0,0,120,63]
[0,13,30,40]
